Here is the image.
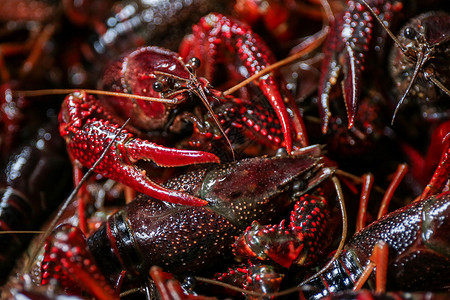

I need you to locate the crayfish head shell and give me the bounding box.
[200,147,331,227]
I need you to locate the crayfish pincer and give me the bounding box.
[41,149,331,294]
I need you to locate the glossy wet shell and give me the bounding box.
[99,46,190,131]
[389,12,450,111]
[348,191,450,290]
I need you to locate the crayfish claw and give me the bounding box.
[341,46,363,129]
[124,137,220,167]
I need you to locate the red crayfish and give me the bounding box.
[59,12,307,209]
[1,0,449,299]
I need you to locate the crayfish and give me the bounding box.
[302,190,450,299]
[1,0,449,299]
[39,148,333,298]
[59,13,308,210]
[318,0,450,131]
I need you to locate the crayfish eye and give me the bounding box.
[404,27,416,40]
[187,57,201,70]
[153,81,165,93]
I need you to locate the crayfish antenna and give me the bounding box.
[391,51,428,125]
[300,175,348,286]
[357,0,447,126]
[427,73,450,97]
[354,0,411,125]
[224,26,329,97]
[193,82,236,161]
[183,57,236,161]
[12,89,180,104]
[356,0,406,53]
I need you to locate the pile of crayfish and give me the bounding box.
[0,0,449,299]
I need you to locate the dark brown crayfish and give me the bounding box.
[40,147,332,298]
